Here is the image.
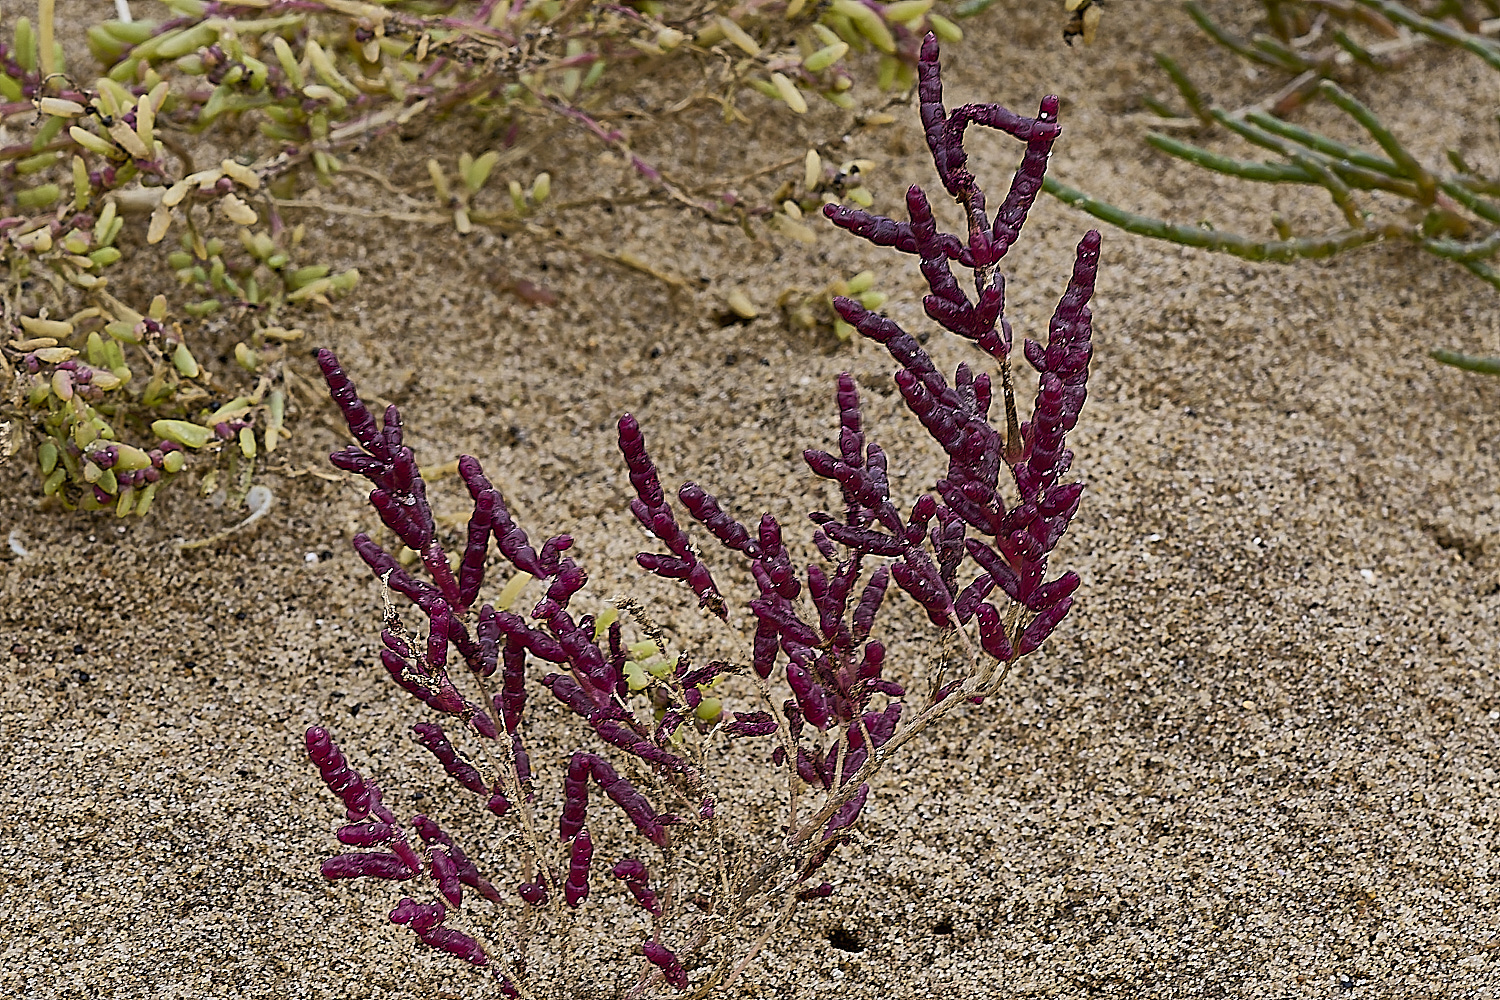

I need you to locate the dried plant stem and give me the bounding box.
[475,668,552,885]
[855,713,878,777]
[174,487,274,551]
[491,951,540,1000]
[268,197,694,292]
[721,891,799,991]
[831,723,851,790]
[743,681,974,896]
[751,672,802,831]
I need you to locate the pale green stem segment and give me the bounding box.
[1184,1,1308,73]
[1144,133,1313,185]
[1040,176,1396,263]
[1352,0,1500,72]
[1153,53,1211,124]
[1317,81,1434,202]
[1241,110,1400,179]
[1431,348,1500,375]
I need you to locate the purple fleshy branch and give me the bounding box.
[541,668,691,776]
[823,782,870,840]
[823,703,902,783]
[320,351,592,701]
[722,711,778,738]
[618,415,726,618]
[642,939,688,990]
[565,827,593,908]
[818,33,1098,667]
[320,350,657,798]
[303,32,1098,990]
[306,726,375,821]
[411,722,488,796]
[390,897,488,967]
[322,851,419,882]
[914,31,1061,265]
[612,857,661,915]
[559,751,669,847]
[309,728,507,912]
[414,814,501,905]
[498,631,527,730]
[319,351,460,610]
[378,625,491,729]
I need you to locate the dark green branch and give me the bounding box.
[1459,258,1500,289]
[1211,108,1422,199]
[1242,110,1402,179]
[1422,230,1500,263]
[1184,1,1308,73]
[1352,0,1500,71]
[1041,176,1397,263]
[1331,28,1381,69]
[1431,348,1500,374]
[1439,179,1500,227]
[1153,53,1211,125]
[1317,80,1434,202]
[1145,133,1316,184]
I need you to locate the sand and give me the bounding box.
[3,2,1498,997]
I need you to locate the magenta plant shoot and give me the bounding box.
[305,35,1100,997]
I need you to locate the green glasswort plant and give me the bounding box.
[1038,0,1500,374]
[1,0,976,513]
[304,35,1100,996]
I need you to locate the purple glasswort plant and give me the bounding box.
[304,34,1099,998]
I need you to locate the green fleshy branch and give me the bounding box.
[1353,0,1500,72]
[1241,110,1401,179]
[1143,134,1315,185]
[1331,28,1381,70]
[1316,81,1434,202]
[1040,176,1397,263]
[1431,348,1500,374]
[1422,230,1500,264]
[1459,258,1500,290]
[1184,1,1310,74]
[1438,179,1500,228]
[1153,53,1211,124]
[1046,3,1500,306]
[1208,109,1422,200]
[1040,0,1500,378]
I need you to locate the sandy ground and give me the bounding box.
[3,2,1499,997]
